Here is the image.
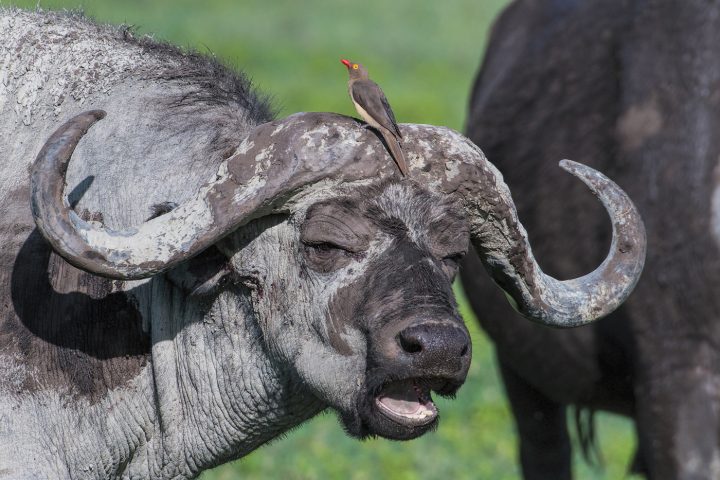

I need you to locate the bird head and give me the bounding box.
[341,59,369,79]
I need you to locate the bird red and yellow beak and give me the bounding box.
[341,58,352,69]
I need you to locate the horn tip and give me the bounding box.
[558,159,580,172]
[87,109,107,120]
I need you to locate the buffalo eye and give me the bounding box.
[305,241,344,256]
[300,201,373,273]
[303,241,355,273]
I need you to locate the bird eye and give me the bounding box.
[352,64,358,70]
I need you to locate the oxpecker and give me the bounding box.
[341,58,409,176]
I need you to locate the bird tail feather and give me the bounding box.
[381,130,409,176]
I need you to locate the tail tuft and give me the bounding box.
[574,407,604,469]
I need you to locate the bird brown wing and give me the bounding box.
[351,79,403,139]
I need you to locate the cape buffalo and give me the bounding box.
[1,7,644,479]
[463,0,720,478]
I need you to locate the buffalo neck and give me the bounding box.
[0,279,324,479]
[129,279,326,478]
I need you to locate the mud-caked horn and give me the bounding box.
[31,111,645,327]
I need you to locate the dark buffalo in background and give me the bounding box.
[462,0,720,479]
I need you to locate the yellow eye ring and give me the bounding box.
[352,64,358,70]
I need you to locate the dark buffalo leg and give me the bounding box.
[634,367,720,480]
[499,358,572,480]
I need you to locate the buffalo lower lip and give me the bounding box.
[375,379,438,426]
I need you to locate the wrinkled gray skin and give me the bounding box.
[0,7,645,480]
[463,1,720,479]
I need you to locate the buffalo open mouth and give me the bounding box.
[344,373,465,440]
[373,377,456,429]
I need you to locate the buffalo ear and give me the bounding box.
[166,246,234,297]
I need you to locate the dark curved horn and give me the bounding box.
[31,111,645,329]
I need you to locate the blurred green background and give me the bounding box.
[3,0,639,478]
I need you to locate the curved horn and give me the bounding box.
[31,111,404,279]
[32,111,645,329]
[379,125,646,327]
[446,140,646,327]
[474,160,647,327]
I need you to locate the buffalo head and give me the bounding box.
[29,110,645,440]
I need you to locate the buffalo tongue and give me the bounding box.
[376,379,437,424]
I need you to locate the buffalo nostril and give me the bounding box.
[399,332,423,354]
[397,322,470,362]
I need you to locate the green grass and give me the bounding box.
[3,1,641,478]
[2,0,504,130]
